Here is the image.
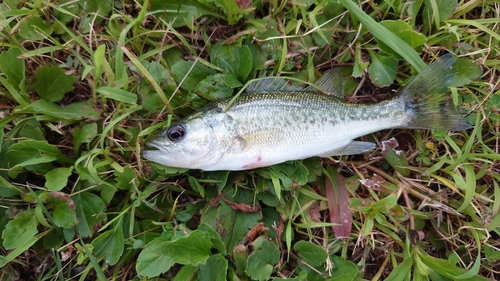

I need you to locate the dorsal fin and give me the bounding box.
[246,75,302,93]
[305,69,345,99]
[246,69,345,98]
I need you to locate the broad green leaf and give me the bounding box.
[244,41,264,78]
[451,165,476,213]
[0,76,29,107]
[42,230,64,249]
[233,244,248,276]
[450,58,482,87]
[418,250,489,281]
[484,245,500,263]
[338,0,426,71]
[86,0,113,20]
[96,86,138,104]
[213,0,254,25]
[136,237,175,277]
[353,47,369,77]
[48,193,78,228]
[93,44,106,83]
[45,167,74,191]
[171,61,211,92]
[34,65,75,102]
[114,166,136,190]
[330,255,358,280]
[6,140,72,177]
[385,256,413,281]
[14,119,45,141]
[423,0,457,31]
[7,156,55,179]
[256,27,283,62]
[0,175,22,197]
[261,207,280,238]
[368,50,398,87]
[53,0,80,23]
[201,194,262,251]
[3,229,50,267]
[92,226,124,265]
[14,99,101,120]
[188,176,206,198]
[0,47,25,90]
[293,241,327,267]
[74,191,107,237]
[2,209,38,250]
[215,45,253,82]
[377,20,427,59]
[415,252,433,276]
[139,60,178,111]
[143,61,176,88]
[18,16,54,40]
[196,73,242,100]
[245,239,280,281]
[7,140,72,166]
[72,123,98,155]
[198,223,226,254]
[150,0,219,28]
[173,265,197,281]
[198,253,228,281]
[176,202,204,222]
[161,230,212,266]
[371,193,398,213]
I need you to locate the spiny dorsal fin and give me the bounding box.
[246,75,302,93]
[246,69,345,98]
[305,69,345,99]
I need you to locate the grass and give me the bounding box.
[0,0,499,280]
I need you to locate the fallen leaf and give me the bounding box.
[221,196,261,213]
[247,222,270,242]
[235,0,252,9]
[0,102,13,109]
[309,201,322,222]
[274,218,284,244]
[210,193,223,207]
[50,191,75,209]
[325,169,352,238]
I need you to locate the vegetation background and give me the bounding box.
[0,0,499,280]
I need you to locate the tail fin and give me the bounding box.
[401,54,473,130]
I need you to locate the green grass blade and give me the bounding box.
[338,0,427,71]
[79,238,107,281]
[447,19,500,41]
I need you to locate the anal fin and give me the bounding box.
[318,141,376,157]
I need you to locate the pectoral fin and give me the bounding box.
[318,141,376,157]
[239,128,283,148]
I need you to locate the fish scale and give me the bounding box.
[143,54,472,171]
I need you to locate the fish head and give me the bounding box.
[143,111,240,170]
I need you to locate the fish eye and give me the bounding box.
[166,124,185,142]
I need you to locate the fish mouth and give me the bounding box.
[145,140,162,151]
[142,140,171,160]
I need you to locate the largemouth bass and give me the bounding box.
[143,54,472,171]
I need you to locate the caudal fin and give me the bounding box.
[401,54,473,130]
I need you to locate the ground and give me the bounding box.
[0,0,499,280]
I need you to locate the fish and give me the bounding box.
[143,54,472,171]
